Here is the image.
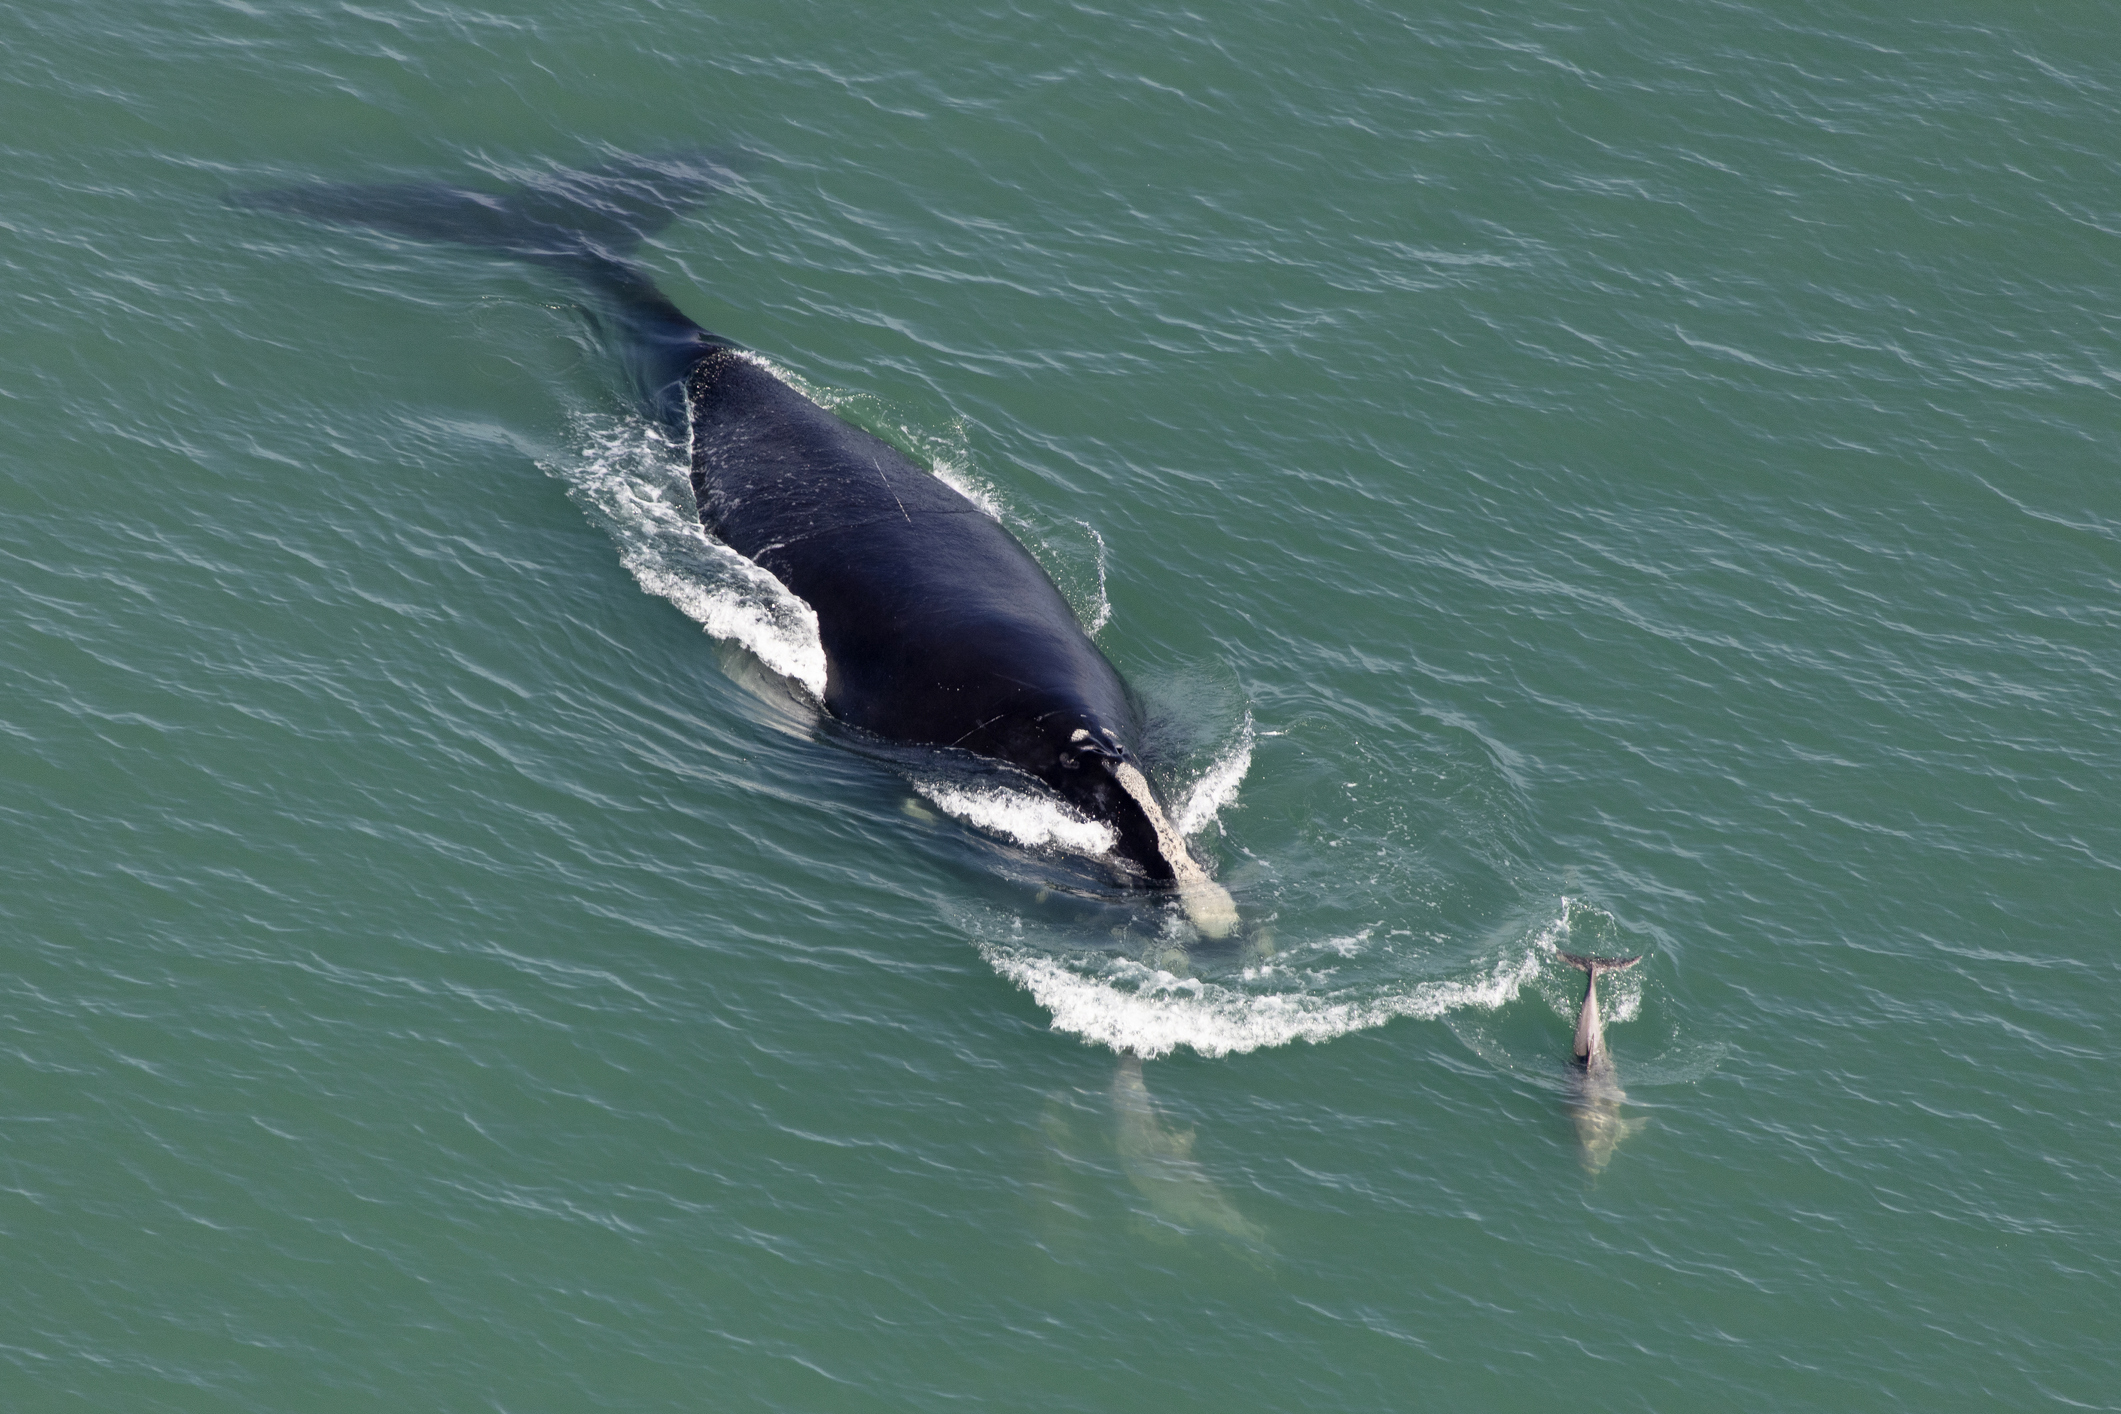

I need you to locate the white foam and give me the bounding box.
[913,709,1250,867]
[1173,714,1254,837]
[1075,521,1112,635]
[1321,929,1372,958]
[546,418,828,698]
[1534,902,1572,954]
[982,944,1546,1059]
[930,458,1006,521]
[914,779,1117,856]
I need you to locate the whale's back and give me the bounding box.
[686,350,1138,761]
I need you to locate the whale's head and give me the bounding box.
[1050,724,1238,938]
[1050,725,1165,877]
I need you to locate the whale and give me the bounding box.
[234,156,1238,935]
[1558,951,1647,1172]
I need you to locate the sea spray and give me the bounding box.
[1174,712,1254,838]
[1075,520,1112,636]
[546,415,829,697]
[978,933,1547,1059]
[912,778,1118,856]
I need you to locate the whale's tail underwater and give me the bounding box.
[230,152,741,430]
[1556,951,1646,1173]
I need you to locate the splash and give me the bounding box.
[981,942,1545,1060]
[929,457,1006,522]
[546,417,828,697]
[913,710,1251,866]
[1173,714,1253,838]
[913,778,1117,856]
[1075,520,1112,635]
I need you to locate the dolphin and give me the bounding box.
[233,156,1238,935]
[1557,951,1647,1172]
[1110,1053,1269,1257]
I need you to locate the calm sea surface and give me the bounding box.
[4,0,2117,1408]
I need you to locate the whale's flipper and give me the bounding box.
[231,153,740,427]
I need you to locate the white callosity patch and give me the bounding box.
[912,779,1118,856]
[980,943,1547,1060]
[550,417,829,697]
[1112,761,1238,938]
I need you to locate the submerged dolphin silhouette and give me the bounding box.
[234,156,1237,934]
[1110,1054,1269,1256]
[1558,951,1647,1172]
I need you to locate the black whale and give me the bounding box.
[235,157,1238,934]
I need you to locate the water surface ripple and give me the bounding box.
[3,0,2115,1408]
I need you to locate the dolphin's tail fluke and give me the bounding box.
[1558,951,1641,980]
[230,152,740,427]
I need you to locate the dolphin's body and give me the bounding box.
[1558,951,1646,1172]
[1110,1055,1269,1256]
[235,157,1236,934]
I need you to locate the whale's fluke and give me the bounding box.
[229,153,737,265]
[230,153,741,426]
[1557,952,1642,975]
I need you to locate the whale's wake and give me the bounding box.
[556,416,1554,1062]
[974,927,1547,1059]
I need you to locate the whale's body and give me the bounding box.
[234,158,1235,933]
[687,346,1233,930]
[689,350,1135,782]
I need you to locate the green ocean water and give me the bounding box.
[4,0,2117,1408]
